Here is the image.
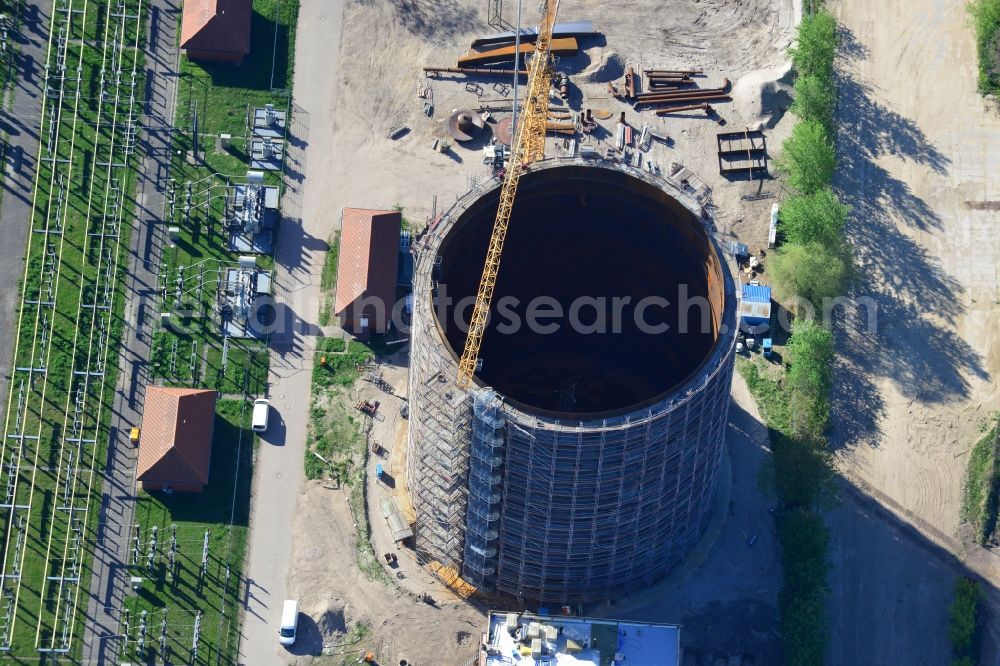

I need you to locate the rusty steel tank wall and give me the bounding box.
[407,158,738,602]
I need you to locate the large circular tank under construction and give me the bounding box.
[407,158,737,604]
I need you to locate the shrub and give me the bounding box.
[961,414,1000,542]
[779,188,849,248]
[969,0,1000,94]
[777,507,830,665]
[791,73,837,127]
[779,120,837,194]
[949,577,981,660]
[786,320,835,439]
[769,241,849,312]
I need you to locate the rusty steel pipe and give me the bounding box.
[635,91,730,104]
[636,93,731,104]
[636,78,730,99]
[654,103,713,116]
[634,89,730,103]
[423,66,529,77]
[644,68,703,75]
[635,95,730,110]
[636,90,729,102]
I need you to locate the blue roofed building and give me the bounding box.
[738,283,772,334]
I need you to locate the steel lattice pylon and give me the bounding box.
[456,0,560,389]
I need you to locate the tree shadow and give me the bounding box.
[828,26,987,453]
[836,26,951,181]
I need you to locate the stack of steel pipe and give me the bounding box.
[633,78,731,110]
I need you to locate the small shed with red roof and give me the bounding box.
[136,387,218,493]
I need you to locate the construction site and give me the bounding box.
[279,0,802,663]
[0,0,996,663]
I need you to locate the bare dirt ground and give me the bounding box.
[279,1,806,664]
[826,0,1000,661]
[327,0,799,248]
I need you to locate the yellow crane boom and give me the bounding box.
[457,0,560,388]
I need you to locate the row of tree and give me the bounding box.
[766,8,844,665]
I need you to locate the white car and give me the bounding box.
[278,599,298,646]
[251,398,270,432]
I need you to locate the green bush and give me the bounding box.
[961,415,1000,543]
[769,241,849,312]
[786,320,835,440]
[969,0,1000,94]
[777,508,830,666]
[779,188,849,248]
[790,11,838,79]
[779,120,837,194]
[791,73,837,127]
[949,577,981,660]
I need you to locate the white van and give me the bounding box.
[251,398,270,433]
[278,599,298,646]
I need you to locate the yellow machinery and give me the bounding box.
[457,0,561,388]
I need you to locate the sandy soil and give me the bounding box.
[828,0,1000,568]
[825,0,1000,661]
[326,0,800,250]
[285,478,484,666]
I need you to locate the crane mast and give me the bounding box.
[456,0,560,388]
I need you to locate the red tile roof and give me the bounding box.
[335,209,402,316]
[180,0,252,58]
[137,387,217,488]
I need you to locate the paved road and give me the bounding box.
[238,0,346,663]
[80,0,180,662]
[0,0,50,410]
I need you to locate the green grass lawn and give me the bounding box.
[133,3,301,662]
[121,400,254,666]
[318,231,341,326]
[152,0,300,392]
[0,0,298,660]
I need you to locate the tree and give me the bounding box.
[787,320,835,440]
[949,577,980,658]
[791,73,837,128]
[769,241,849,312]
[779,188,849,248]
[779,120,837,194]
[789,11,838,79]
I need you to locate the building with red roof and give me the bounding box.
[136,387,218,493]
[335,208,402,337]
[180,0,252,64]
